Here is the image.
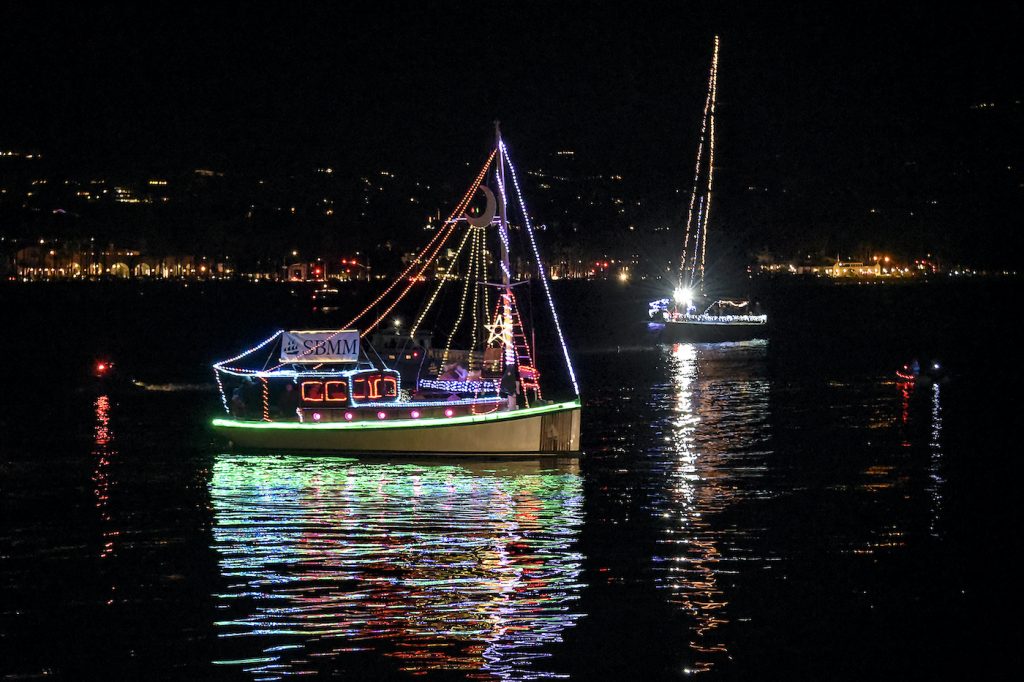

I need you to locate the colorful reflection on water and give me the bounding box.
[92,394,117,561]
[209,455,584,680]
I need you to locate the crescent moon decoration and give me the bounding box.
[464,185,497,227]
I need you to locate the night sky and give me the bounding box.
[2,2,1020,265]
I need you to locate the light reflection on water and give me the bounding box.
[893,376,946,542]
[649,341,772,674]
[209,456,584,680]
[92,394,117,561]
[1,282,1011,680]
[634,341,950,675]
[928,383,944,537]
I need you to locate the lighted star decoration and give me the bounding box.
[484,315,513,350]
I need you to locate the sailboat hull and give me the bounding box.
[662,318,768,342]
[212,400,582,456]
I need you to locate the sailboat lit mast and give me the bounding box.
[495,121,515,368]
[676,35,719,310]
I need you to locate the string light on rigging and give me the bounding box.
[411,216,477,337]
[342,149,496,336]
[500,140,580,396]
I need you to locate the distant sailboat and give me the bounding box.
[649,36,768,342]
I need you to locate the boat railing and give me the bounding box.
[667,312,768,324]
[417,378,501,393]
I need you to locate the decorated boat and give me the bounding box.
[650,36,768,342]
[212,125,581,455]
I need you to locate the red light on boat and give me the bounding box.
[413,351,419,357]
[377,411,387,420]
[444,408,454,417]
[344,412,354,421]
[96,362,107,373]
[410,410,421,419]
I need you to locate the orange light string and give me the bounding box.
[347,149,495,332]
[357,150,496,338]
[258,149,497,373]
[410,221,476,336]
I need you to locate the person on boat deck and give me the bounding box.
[241,377,261,418]
[439,361,468,382]
[231,377,259,418]
[500,364,520,410]
[230,385,246,417]
[276,382,301,419]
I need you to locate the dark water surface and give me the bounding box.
[1,280,1020,679]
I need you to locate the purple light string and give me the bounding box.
[500,141,580,397]
[492,166,513,281]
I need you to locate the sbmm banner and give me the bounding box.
[280,330,360,363]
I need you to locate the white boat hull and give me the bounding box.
[212,400,581,455]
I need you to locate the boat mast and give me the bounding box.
[495,121,515,369]
[495,121,511,288]
[679,35,719,298]
[698,35,719,295]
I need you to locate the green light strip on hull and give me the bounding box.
[212,399,581,431]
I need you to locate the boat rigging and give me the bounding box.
[211,124,581,455]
